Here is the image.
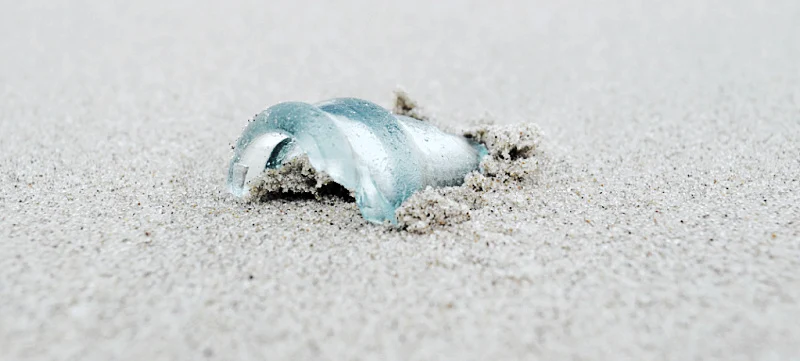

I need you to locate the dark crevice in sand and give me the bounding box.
[247,154,355,203]
[254,182,355,203]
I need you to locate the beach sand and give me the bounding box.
[1,1,799,360]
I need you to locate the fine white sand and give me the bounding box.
[2,1,799,360]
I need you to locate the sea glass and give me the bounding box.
[227,98,487,223]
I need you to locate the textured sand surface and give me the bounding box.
[2,1,799,360]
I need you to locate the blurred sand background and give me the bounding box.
[1,0,799,360]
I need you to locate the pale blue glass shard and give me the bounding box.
[227,98,487,224]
